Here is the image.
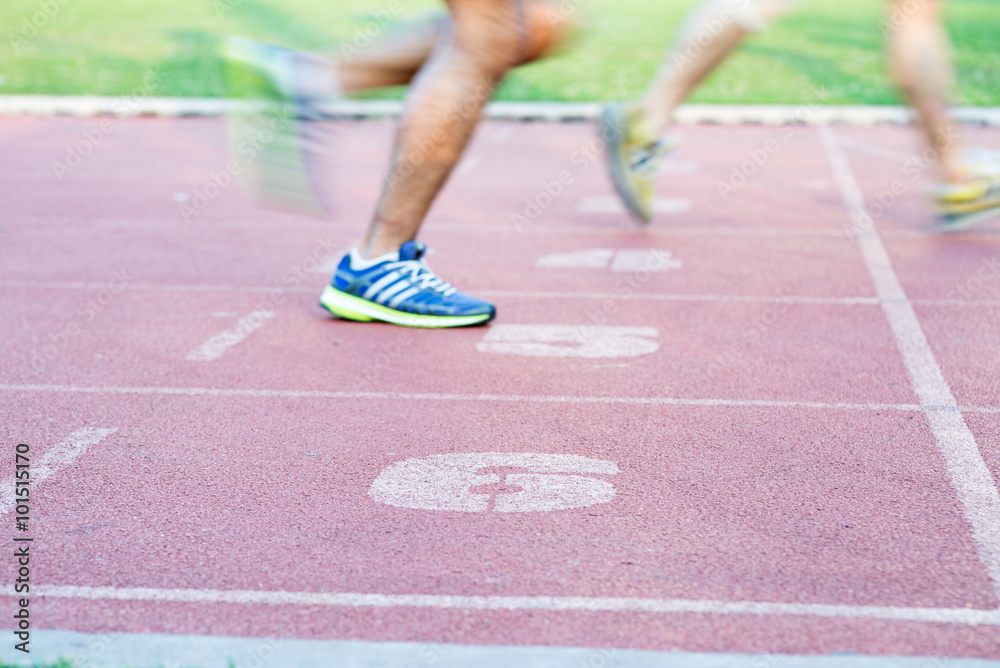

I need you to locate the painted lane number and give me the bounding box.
[370,453,619,512]
[477,325,659,358]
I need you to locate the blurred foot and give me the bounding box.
[601,102,676,223]
[224,36,340,108]
[222,36,341,217]
[320,241,496,328]
[933,149,1000,232]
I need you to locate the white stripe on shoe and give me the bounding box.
[362,271,402,300]
[374,279,413,305]
[388,286,421,309]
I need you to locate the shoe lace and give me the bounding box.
[385,259,458,297]
[630,140,674,177]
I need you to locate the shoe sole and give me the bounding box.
[601,103,652,224]
[319,286,494,328]
[933,204,1000,233]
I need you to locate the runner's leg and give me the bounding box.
[886,0,963,183]
[359,0,560,258]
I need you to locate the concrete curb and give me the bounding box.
[1,95,999,126]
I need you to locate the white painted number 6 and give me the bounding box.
[370,453,620,513]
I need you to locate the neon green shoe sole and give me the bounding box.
[319,286,494,328]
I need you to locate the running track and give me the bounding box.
[1,115,1000,666]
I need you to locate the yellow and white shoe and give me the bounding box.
[601,102,676,223]
[933,150,1000,232]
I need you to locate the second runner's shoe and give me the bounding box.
[933,149,1000,232]
[601,102,676,223]
[320,241,496,328]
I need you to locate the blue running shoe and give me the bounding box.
[320,241,496,328]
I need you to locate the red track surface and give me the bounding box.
[1,117,1000,659]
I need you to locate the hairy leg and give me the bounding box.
[336,3,570,93]
[638,0,800,137]
[358,0,568,258]
[886,0,963,183]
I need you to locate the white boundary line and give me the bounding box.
[820,126,1000,597]
[3,279,1000,307]
[185,310,276,361]
[6,630,1000,668]
[1,96,999,125]
[6,585,1000,626]
[2,382,999,413]
[0,427,116,515]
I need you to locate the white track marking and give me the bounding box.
[454,156,481,176]
[370,453,618,512]
[9,632,1000,668]
[576,196,692,214]
[490,126,514,143]
[610,249,683,272]
[6,279,1000,307]
[821,126,1000,597]
[835,135,917,163]
[0,427,115,515]
[659,159,699,173]
[6,585,1000,626]
[477,325,659,358]
[185,311,276,361]
[535,249,615,268]
[533,249,682,272]
[478,291,878,304]
[4,382,996,412]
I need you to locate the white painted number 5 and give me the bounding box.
[370,453,620,512]
[477,325,659,358]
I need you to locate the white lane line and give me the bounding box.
[576,196,692,214]
[0,382,958,412]
[821,126,1000,597]
[0,280,889,304]
[0,427,116,515]
[478,291,878,305]
[836,135,917,164]
[9,631,1000,668]
[9,280,996,307]
[7,585,1000,626]
[185,311,276,362]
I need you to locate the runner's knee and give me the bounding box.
[681,0,802,35]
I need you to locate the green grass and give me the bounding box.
[0,0,997,104]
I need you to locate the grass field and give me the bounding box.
[0,0,998,104]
